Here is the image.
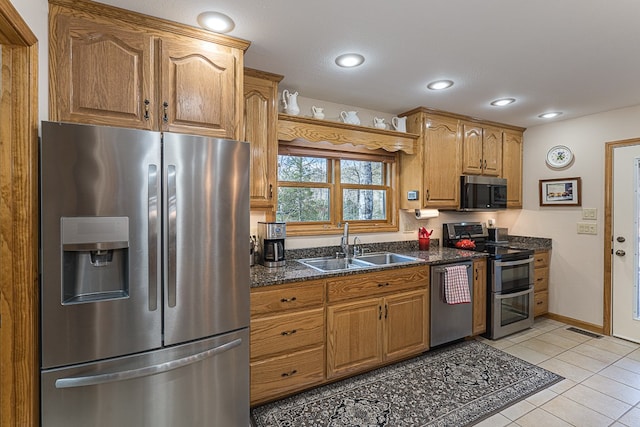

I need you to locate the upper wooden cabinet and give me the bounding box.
[401,110,461,210]
[502,130,524,208]
[49,0,249,139]
[243,69,283,211]
[462,124,502,177]
[400,107,525,210]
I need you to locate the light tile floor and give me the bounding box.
[474,318,640,427]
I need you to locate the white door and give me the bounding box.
[612,144,640,343]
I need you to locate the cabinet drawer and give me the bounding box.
[534,267,549,292]
[534,251,550,268]
[534,291,548,316]
[251,308,324,360]
[250,347,324,405]
[327,266,429,302]
[251,279,325,315]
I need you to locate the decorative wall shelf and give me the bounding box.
[277,114,419,154]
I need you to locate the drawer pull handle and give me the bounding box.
[281,329,297,336]
[377,283,390,287]
[281,297,297,303]
[281,370,298,377]
[536,301,544,305]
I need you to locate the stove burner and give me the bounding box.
[442,222,533,260]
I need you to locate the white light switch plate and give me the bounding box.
[582,208,597,220]
[577,222,597,235]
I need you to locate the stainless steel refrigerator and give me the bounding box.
[39,121,249,426]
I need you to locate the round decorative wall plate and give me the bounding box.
[546,145,573,168]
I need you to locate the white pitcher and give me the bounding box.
[392,116,407,132]
[312,106,325,120]
[373,117,386,129]
[282,90,300,115]
[340,111,360,125]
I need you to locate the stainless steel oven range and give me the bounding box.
[443,222,535,339]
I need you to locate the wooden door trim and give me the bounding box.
[0,1,39,426]
[603,138,640,335]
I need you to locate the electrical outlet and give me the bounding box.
[582,208,597,220]
[577,222,597,235]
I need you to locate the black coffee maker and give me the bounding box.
[257,222,286,267]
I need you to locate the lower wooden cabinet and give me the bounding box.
[326,287,429,380]
[250,265,432,403]
[533,250,550,316]
[472,258,487,335]
[250,280,326,405]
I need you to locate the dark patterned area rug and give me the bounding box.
[251,340,563,427]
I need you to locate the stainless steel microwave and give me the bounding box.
[459,176,507,211]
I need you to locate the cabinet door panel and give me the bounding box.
[244,74,278,209]
[327,299,382,379]
[50,10,154,128]
[384,289,428,360]
[159,38,237,138]
[472,259,487,335]
[423,116,460,208]
[503,131,523,207]
[462,124,484,175]
[482,127,503,176]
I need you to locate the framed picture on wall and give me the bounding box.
[539,177,582,206]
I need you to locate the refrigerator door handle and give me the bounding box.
[167,164,177,307]
[54,338,243,389]
[148,164,159,311]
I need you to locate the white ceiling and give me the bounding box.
[99,0,640,128]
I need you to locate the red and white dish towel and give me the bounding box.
[444,265,471,304]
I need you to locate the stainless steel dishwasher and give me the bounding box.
[430,260,474,347]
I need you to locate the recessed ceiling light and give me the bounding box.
[197,11,235,33]
[335,53,365,68]
[538,112,563,119]
[427,80,454,90]
[491,98,516,107]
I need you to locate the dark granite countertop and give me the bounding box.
[250,243,487,288]
[250,235,552,288]
[507,235,553,251]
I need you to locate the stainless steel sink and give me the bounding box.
[298,252,420,272]
[298,257,373,272]
[356,252,420,265]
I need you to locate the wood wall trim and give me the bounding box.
[399,106,526,133]
[544,313,605,335]
[0,0,39,423]
[49,0,251,51]
[603,137,640,336]
[278,114,418,154]
[0,0,36,45]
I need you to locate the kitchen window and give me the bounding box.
[276,143,399,236]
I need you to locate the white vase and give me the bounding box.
[282,90,300,115]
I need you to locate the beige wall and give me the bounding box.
[500,104,640,327]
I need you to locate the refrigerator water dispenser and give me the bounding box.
[61,217,130,304]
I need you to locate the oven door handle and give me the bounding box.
[494,257,533,268]
[494,287,532,300]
